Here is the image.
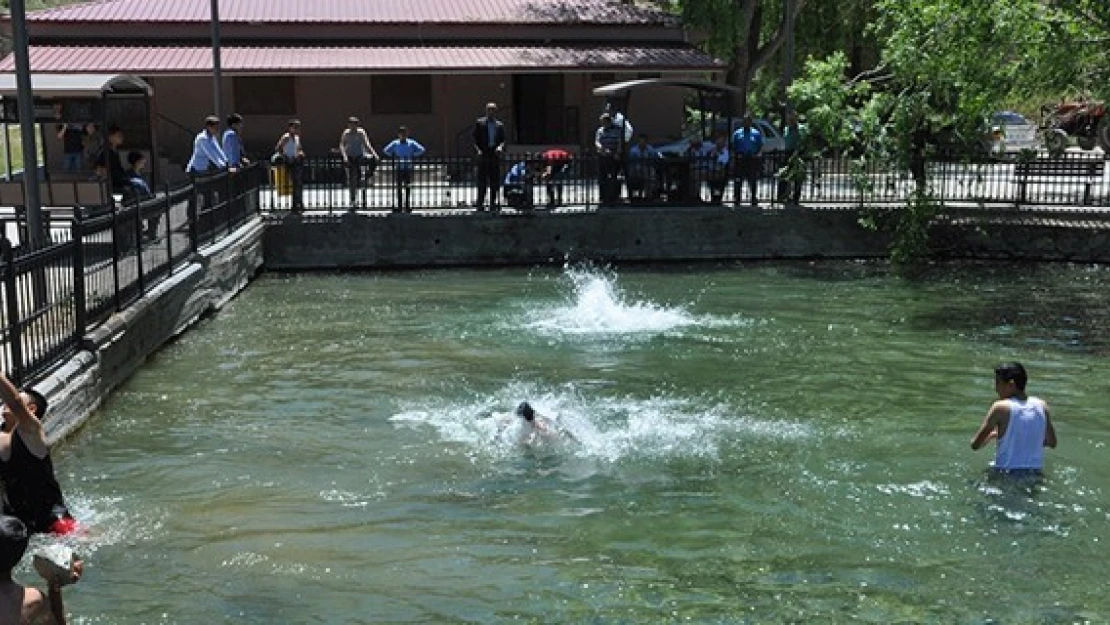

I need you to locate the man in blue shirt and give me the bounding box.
[186,116,228,174]
[627,134,661,202]
[221,113,249,170]
[731,115,764,207]
[382,126,427,213]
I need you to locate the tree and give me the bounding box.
[675,0,808,114]
[789,0,1060,264]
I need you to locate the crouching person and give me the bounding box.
[503,158,538,211]
[0,515,83,624]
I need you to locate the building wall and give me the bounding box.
[146,72,693,162]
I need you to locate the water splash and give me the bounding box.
[389,382,811,466]
[522,266,747,338]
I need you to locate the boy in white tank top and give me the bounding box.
[971,362,1057,473]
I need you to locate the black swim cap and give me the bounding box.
[515,402,535,421]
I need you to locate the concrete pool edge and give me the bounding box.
[39,217,265,444]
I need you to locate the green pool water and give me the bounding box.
[40,262,1110,623]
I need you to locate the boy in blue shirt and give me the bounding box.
[382,126,427,213]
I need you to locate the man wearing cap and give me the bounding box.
[473,102,506,212]
[339,116,379,208]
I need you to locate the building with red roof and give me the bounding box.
[0,0,722,165]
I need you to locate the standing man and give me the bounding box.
[473,103,506,212]
[594,113,624,207]
[185,115,229,175]
[382,126,426,213]
[222,113,249,170]
[0,372,77,536]
[274,119,306,213]
[94,125,128,197]
[339,117,379,209]
[731,115,764,207]
[779,113,806,204]
[54,103,84,174]
[971,362,1057,475]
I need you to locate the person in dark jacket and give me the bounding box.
[473,102,506,212]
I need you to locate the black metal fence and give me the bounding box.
[0,163,264,385]
[260,152,1110,213]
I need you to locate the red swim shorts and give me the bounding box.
[49,517,81,536]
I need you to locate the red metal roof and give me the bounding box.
[28,0,675,25]
[0,45,721,73]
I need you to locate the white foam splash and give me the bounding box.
[522,267,747,338]
[389,382,811,466]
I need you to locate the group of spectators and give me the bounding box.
[604,112,807,208]
[92,104,806,215]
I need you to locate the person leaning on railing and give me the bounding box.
[339,116,380,209]
[627,134,662,203]
[382,126,426,214]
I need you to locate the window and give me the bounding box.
[371,75,433,115]
[233,77,296,116]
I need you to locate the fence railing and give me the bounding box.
[0,163,264,385]
[259,152,1110,213]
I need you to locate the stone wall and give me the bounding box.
[37,217,265,444]
[263,207,893,269]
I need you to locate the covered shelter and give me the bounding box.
[0,0,724,164]
[0,73,156,182]
[592,78,746,142]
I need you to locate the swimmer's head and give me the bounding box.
[515,402,536,422]
[0,515,29,573]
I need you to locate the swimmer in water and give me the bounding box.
[500,402,577,446]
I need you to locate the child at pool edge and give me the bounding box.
[970,362,1057,473]
[0,515,83,625]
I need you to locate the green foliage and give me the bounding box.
[787,0,1103,265]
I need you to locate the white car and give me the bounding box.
[989,111,1038,154]
[654,119,786,156]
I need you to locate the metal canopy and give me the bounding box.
[591,78,742,98]
[0,73,152,98]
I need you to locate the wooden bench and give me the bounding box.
[1014,159,1105,205]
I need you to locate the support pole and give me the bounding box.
[210,0,223,122]
[782,0,798,119]
[10,0,46,249]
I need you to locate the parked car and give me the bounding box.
[989,111,1038,154]
[654,119,786,157]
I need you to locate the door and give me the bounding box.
[513,74,565,144]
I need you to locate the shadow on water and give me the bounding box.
[904,262,1110,354]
